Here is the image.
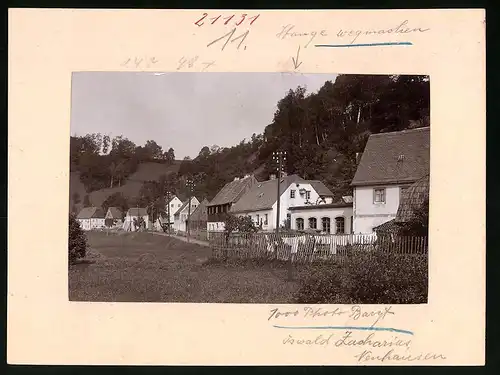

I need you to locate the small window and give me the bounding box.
[264,214,268,225]
[305,191,311,200]
[374,188,386,203]
[308,217,317,229]
[256,214,260,224]
[171,203,174,208]
[290,189,296,198]
[296,218,304,230]
[335,217,345,234]
[178,204,181,207]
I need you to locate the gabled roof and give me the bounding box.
[230,174,306,213]
[396,174,430,223]
[207,175,259,207]
[127,207,148,216]
[106,207,123,219]
[308,180,334,197]
[77,207,106,219]
[351,127,430,187]
[174,197,199,216]
[189,198,209,222]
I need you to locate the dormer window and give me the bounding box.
[397,154,405,161]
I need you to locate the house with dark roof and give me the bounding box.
[105,207,123,227]
[123,207,150,231]
[206,174,259,232]
[350,127,430,234]
[76,207,106,231]
[229,173,336,231]
[173,197,200,232]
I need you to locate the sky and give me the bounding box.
[71,72,338,159]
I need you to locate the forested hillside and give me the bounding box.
[70,74,429,217]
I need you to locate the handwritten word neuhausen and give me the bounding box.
[355,350,446,363]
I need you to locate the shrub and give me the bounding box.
[294,250,428,304]
[68,214,88,264]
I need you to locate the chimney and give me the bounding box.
[269,174,276,180]
[234,177,240,181]
[356,152,361,164]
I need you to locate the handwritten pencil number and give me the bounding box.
[194,13,208,27]
[207,28,249,51]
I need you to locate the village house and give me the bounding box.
[350,127,430,234]
[289,196,354,234]
[187,198,209,232]
[104,207,123,227]
[123,207,150,231]
[76,207,106,231]
[206,174,259,233]
[165,195,183,227]
[229,174,333,231]
[173,197,200,232]
[374,174,430,238]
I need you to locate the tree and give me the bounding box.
[223,214,258,236]
[83,194,91,207]
[102,135,111,155]
[144,140,163,160]
[102,192,129,216]
[68,214,87,264]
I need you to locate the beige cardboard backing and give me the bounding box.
[8,8,485,365]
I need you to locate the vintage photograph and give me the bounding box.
[69,72,430,304]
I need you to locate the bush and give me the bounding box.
[294,250,428,304]
[68,214,88,264]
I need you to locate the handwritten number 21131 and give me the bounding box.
[207,28,249,51]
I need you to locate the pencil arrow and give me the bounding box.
[291,46,303,70]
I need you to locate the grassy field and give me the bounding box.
[69,231,302,303]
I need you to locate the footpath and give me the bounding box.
[151,231,211,247]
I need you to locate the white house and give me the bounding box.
[289,198,354,234]
[350,127,430,234]
[173,197,200,232]
[123,207,150,231]
[165,195,183,227]
[76,207,106,231]
[206,174,259,233]
[229,174,335,231]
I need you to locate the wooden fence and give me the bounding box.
[209,231,428,263]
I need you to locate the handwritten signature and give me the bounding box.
[268,305,395,326]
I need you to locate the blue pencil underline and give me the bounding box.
[315,42,413,48]
[273,325,414,336]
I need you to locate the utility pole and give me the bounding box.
[186,177,195,243]
[273,150,293,280]
[165,190,171,234]
[272,151,286,253]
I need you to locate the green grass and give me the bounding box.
[69,231,302,303]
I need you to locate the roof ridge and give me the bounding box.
[371,127,430,137]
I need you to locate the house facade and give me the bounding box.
[289,200,354,234]
[165,195,183,227]
[230,174,333,231]
[76,207,106,231]
[173,197,200,232]
[123,207,150,231]
[206,174,259,232]
[105,207,123,227]
[350,127,430,234]
[187,198,209,231]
